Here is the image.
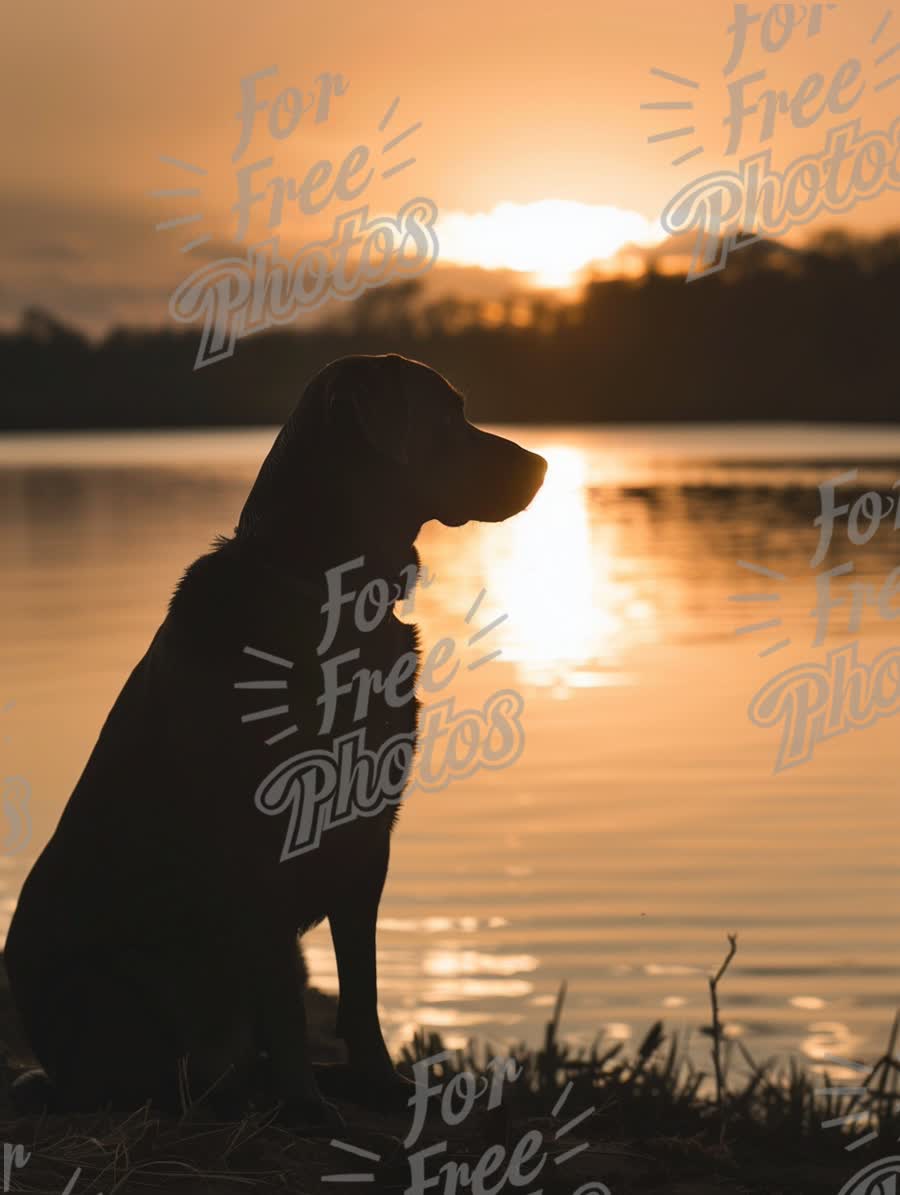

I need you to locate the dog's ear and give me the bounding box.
[331,358,410,466]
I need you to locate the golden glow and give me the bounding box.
[423,950,539,978]
[438,201,664,289]
[478,444,655,690]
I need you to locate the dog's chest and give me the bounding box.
[298,609,419,862]
[310,607,420,748]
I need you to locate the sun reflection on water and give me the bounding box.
[479,444,655,690]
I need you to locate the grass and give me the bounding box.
[0,940,894,1193]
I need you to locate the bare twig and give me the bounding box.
[709,932,738,1136]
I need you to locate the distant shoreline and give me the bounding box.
[3,417,900,434]
[4,236,900,430]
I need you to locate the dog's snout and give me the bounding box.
[519,448,547,507]
[474,434,547,521]
[433,421,547,527]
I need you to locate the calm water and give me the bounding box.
[2,424,899,1080]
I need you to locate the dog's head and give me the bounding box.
[239,354,547,539]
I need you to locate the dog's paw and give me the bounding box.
[281,1094,346,1135]
[349,1066,417,1115]
[367,1067,415,1106]
[9,1069,58,1116]
[313,1062,418,1115]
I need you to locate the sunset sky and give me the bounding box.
[2,0,899,331]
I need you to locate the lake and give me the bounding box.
[1,423,899,1083]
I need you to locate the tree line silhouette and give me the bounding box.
[2,229,898,429]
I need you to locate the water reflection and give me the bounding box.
[422,950,539,978]
[478,445,651,690]
[804,1022,870,1086]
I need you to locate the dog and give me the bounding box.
[4,353,547,1123]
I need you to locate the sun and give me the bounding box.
[437,199,663,289]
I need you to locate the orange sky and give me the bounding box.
[2,0,899,331]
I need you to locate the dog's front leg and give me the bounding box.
[328,832,411,1105]
[257,930,341,1127]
